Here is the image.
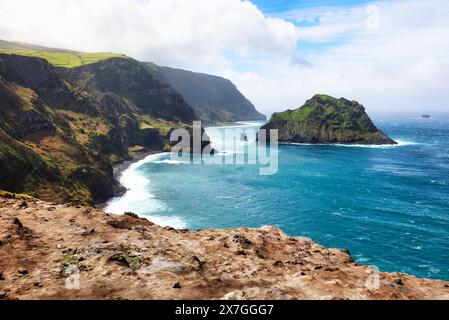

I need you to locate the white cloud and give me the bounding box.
[0,0,300,71]
[0,0,448,115]
[235,0,449,116]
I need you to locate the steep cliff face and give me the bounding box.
[0,39,265,124]
[0,41,247,203]
[0,60,119,203]
[149,64,266,123]
[59,57,213,153]
[261,94,396,145]
[0,54,94,114]
[1,196,448,300]
[0,54,209,204]
[0,126,57,196]
[61,58,195,123]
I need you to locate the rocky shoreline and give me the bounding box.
[111,151,160,181]
[1,196,448,300]
[95,150,164,210]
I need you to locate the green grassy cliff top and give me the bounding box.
[0,40,127,68]
[271,94,363,123]
[0,49,127,68]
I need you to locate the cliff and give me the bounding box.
[148,64,266,124]
[0,39,266,124]
[261,94,396,145]
[0,53,210,204]
[0,39,264,203]
[0,195,448,300]
[60,58,195,123]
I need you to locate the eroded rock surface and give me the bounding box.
[1,197,448,300]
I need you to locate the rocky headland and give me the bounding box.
[1,194,448,300]
[260,94,397,145]
[0,40,246,205]
[148,63,266,124]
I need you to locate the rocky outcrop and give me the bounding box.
[0,196,448,300]
[0,54,212,204]
[260,94,397,145]
[149,64,266,124]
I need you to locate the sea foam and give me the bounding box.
[281,139,417,148]
[104,153,188,229]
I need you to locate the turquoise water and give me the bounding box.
[106,117,449,280]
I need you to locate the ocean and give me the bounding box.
[106,116,449,280]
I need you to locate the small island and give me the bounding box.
[260,94,397,145]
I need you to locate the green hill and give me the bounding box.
[0,39,264,203]
[0,53,203,204]
[260,94,397,145]
[0,39,127,67]
[0,39,265,124]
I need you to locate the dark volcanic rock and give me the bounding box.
[260,94,397,145]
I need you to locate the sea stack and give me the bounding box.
[260,94,397,145]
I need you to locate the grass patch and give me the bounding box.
[135,114,173,135]
[126,256,141,269]
[57,254,83,267]
[128,145,145,156]
[57,254,93,272]
[0,190,35,200]
[0,49,128,68]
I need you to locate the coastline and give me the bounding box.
[2,119,449,295]
[205,121,266,130]
[278,138,415,148]
[93,123,440,282]
[112,150,162,183]
[95,150,163,210]
[99,121,264,225]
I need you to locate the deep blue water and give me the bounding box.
[106,117,449,280]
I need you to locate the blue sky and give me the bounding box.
[1,0,448,115]
[250,0,384,57]
[251,0,375,14]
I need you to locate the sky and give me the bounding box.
[0,0,448,116]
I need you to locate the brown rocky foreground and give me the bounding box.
[1,196,448,300]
